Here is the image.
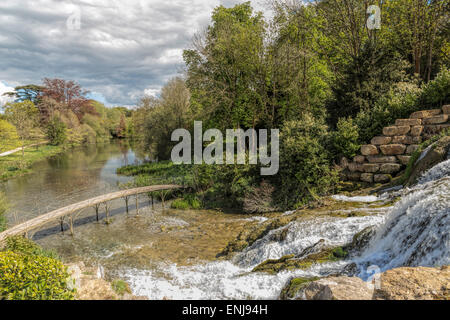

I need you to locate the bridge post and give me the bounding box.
[135,195,139,215]
[60,217,64,233]
[104,202,110,220]
[95,204,100,221]
[151,194,154,210]
[124,196,129,214]
[69,215,74,236]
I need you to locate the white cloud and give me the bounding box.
[0,81,15,107]
[0,0,271,106]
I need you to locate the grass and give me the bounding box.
[0,144,63,181]
[111,279,131,296]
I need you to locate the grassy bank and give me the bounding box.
[0,144,63,181]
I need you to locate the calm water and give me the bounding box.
[0,141,250,284]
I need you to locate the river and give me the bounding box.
[1,141,448,299]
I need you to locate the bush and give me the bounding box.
[273,114,338,209]
[420,67,450,108]
[0,192,7,232]
[4,236,59,259]
[46,118,67,145]
[0,251,74,300]
[331,117,360,159]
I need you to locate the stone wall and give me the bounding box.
[342,105,450,184]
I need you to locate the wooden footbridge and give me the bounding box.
[0,184,183,244]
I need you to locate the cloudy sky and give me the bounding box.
[0,0,271,107]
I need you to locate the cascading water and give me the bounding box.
[356,159,450,276]
[122,159,449,300]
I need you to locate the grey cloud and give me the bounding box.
[0,0,268,106]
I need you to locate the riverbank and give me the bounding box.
[0,144,63,181]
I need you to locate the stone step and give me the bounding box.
[383,126,410,136]
[395,118,422,126]
[443,105,450,115]
[379,163,402,174]
[371,136,392,145]
[366,155,398,163]
[410,109,441,119]
[410,125,423,136]
[397,155,411,165]
[423,114,448,125]
[380,144,406,155]
[361,145,379,156]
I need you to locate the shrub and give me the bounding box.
[331,117,360,159]
[420,67,450,108]
[0,192,7,232]
[4,236,59,259]
[0,250,74,300]
[243,180,277,213]
[46,118,67,145]
[273,114,338,209]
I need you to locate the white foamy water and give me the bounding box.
[331,195,382,203]
[356,160,450,275]
[122,158,449,299]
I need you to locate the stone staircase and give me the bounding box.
[342,105,450,183]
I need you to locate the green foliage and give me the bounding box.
[0,192,7,232]
[274,114,338,209]
[111,279,131,296]
[46,118,67,145]
[331,117,360,159]
[420,67,450,107]
[0,120,20,152]
[3,236,59,259]
[171,194,202,210]
[0,250,74,300]
[2,101,39,150]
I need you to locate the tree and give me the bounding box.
[46,118,67,145]
[115,114,127,139]
[0,119,20,152]
[2,101,39,157]
[2,84,44,104]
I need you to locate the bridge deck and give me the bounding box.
[0,184,182,244]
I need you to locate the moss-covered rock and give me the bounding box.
[251,246,349,274]
[280,277,320,300]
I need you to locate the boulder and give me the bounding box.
[366,155,397,163]
[361,144,379,156]
[392,135,413,145]
[410,109,441,119]
[397,155,411,165]
[410,125,423,136]
[379,163,402,174]
[406,144,420,155]
[395,118,422,126]
[406,136,450,185]
[380,144,406,155]
[299,276,374,300]
[353,155,366,164]
[443,105,450,115]
[360,173,374,183]
[374,266,450,300]
[423,114,448,125]
[362,163,380,173]
[374,174,391,183]
[371,136,392,145]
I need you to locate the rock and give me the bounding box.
[382,126,398,136]
[395,118,422,126]
[371,136,392,145]
[339,157,349,169]
[348,162,364,172]
[397,155,411,165]
[353,155,366,164]
[410,109,441,119]
[374,174,391,183]
[346,226,376,254]
[410,125,423,136]
[406,136,450,185]
[360,173,374,183]
[366,155,398,163]
[299,276,374,300]
[379,163,402,174]
[443,105,450,114]
[374,266,450,300]
[423,114,449,125]
[380,144,406,155]
[346,171,361,181]
[362,163,379,173]
[361,144,379,156]
[392,135,413,145]
[406,144,420,155]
